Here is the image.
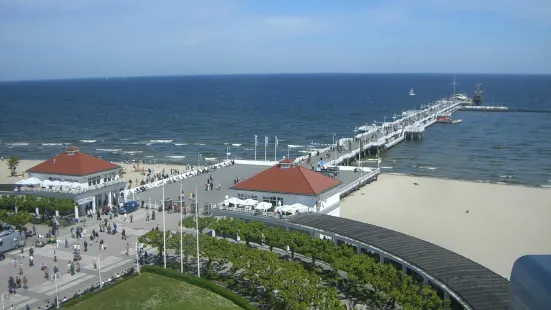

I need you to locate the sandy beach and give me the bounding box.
[0,159,202,187]
[339,174,551,279]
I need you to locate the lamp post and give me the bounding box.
[226,146,231,161]
[332,133,336,161]
[197,153,202,168]
[180,182,184,273]
[135,241,140,273]
[1,292,9,310]
[287,145,290,159]
[54,271,59,308]
[195,186,200,278]
[96,254,103,288]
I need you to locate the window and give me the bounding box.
[263,196,283,207]
[48,177,61,181]
[237,193,258,201]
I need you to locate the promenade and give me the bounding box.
[1,164,266,309]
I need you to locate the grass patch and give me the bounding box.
[64,272,242,310]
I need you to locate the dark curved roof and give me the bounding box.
[288,213,509,310]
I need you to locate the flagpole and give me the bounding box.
[264,136,267,162]
[162,183,167,269]
[195,185,200,277]
[274,136,277,161]
[180,182,183,273]
[287,145,290,159]
[254,135,257,161]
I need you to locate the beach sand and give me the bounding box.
[339,174,551,279]
[0,159,204,186]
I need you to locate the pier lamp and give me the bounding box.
[198,153,202,167]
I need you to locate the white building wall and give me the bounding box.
[228,189,318,208]
[28,168,119,186]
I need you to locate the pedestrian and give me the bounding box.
[125,243,129,255]
[70,227,75,238]
[65,238,68,248]
[28,255,34,267]
[53,249,57,262]
[130,213,133,223]
[20,247,24,259]
[23,276,28,289]
[56,238,60,248]
[124,213,127,221]
[121,229,126,240]
[66,261,71,274]
[84,240,88,252]
[93,257,97,269]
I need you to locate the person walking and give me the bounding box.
[125,243,129,255]
[121,229,126,240]
[84,240,88,252]
[130,213,133,223]
[56,238,60,249]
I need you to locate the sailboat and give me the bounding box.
[409,88,416,96]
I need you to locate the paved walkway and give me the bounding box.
[1,164,268,309]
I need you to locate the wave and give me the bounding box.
[417,166,439,170]
[380,166,393,169]
[298,150,311,153]
[79,140,96,143]
[166,155,186,159]
[174,143,187,146]
[121,151,143,154]
[499,175,514,179]
[7,142,29,146]
[96,148,121,152]
[244,148,253,151]
[231,143,242,147]
[204,157,217,161]
[149,140,173,143]
[541,184,551,188]
[145,156,155,158]
[288,145,304,148]
[42,143,64,146]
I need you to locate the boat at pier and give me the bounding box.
[436,113,462,124]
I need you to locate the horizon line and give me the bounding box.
[1,72,550,83]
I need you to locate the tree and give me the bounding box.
[264,227,286,252]
[138,230,166,263]
[7,156,20,177]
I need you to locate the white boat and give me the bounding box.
[409,88,416,96]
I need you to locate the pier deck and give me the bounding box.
[293,99,462,167]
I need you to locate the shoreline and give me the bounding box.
[384,172,551,190]
[339,174,551,279]
[0,159,209,185]
[2,158,550,189]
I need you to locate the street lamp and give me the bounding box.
[226,146,231,161]
[54,272,60,308]
[197,153,202,168]
[96,254,103,288]
[332,133,337,161]
[1,292,9,310]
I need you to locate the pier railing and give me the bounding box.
[338,169,380,198]
[8,179,126,195]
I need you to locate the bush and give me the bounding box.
[141,266,257,310]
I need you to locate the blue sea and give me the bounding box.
[1,74,551,187]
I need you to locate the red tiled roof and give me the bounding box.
[231,164,341,196]
[26,147,120,176]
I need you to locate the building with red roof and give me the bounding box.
[12,147,127,218]
[229,159,342,213]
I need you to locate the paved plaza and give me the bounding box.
[1,163,364,309]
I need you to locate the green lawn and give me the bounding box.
[65,272,243,310]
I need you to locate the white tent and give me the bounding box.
[241,199,258,206]
[225,197,245,206]
[16,177,41,186]
[41,180,54,187]
[255,202,272,210]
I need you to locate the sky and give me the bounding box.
[0,0,550,81]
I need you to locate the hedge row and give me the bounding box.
[61,272,138,308]
[141,266,258,310]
